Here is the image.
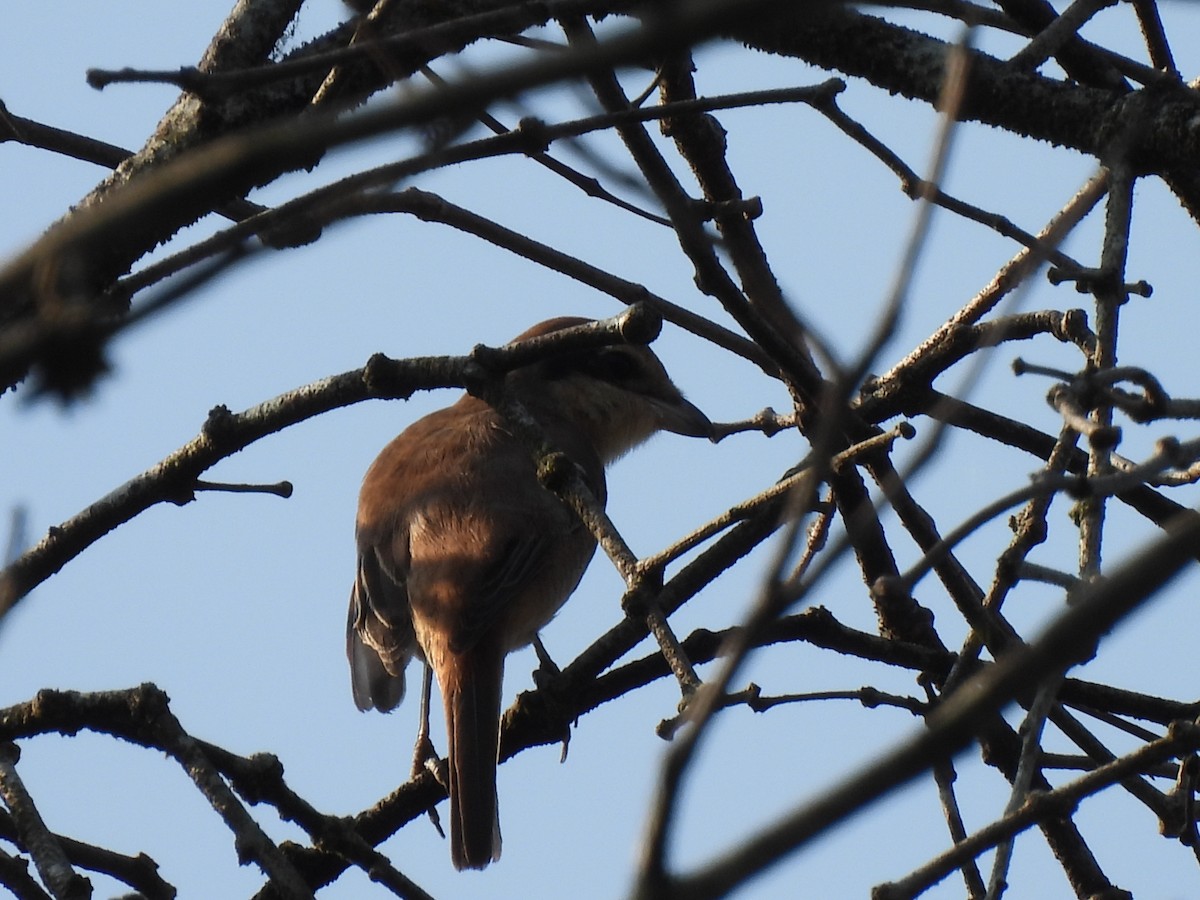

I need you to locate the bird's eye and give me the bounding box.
[588,348,640,383]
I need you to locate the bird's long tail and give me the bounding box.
[442,645,504,870]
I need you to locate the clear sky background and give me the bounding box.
[4,2,1200,898]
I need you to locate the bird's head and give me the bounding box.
[504,316,712,462]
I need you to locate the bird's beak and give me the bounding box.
[653,396,715,440]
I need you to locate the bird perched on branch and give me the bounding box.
[346,315,712,870]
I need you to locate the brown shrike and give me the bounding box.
[346,316,711,870]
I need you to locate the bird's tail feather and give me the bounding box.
[443,646,503,870]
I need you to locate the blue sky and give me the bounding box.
[4,2,1200,897]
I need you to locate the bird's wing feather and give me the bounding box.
[406,427,590,655]
[444,526,553,654]
[347,543,416,711]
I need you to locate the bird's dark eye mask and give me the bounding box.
[539,346,640,384]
